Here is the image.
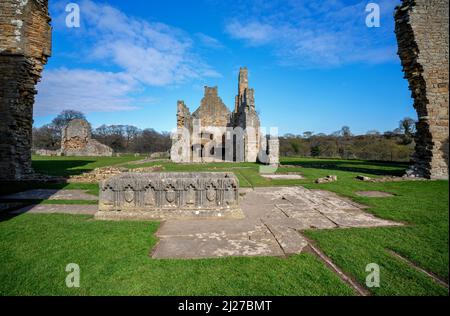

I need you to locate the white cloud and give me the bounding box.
[36,0,219,116]
[35,68,140,116]
[225,21,275,45]
[80,0,218,86]
[196,33,225,49]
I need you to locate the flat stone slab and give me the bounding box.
[10,204,98,215]
[152,186,401,259]
[356,191,394,197]
[153,224,284,259]
[1,189,98,201]
[260,174,303,180]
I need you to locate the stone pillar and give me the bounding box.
[0,0,52,180]
[395,0,449,179]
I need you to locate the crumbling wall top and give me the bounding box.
[0,0,52,59]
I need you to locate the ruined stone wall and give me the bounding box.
[192,86,231,127]
[171,68,278,164]
[61,119,114,157]
[0,0,51,180]
[176,100,191,129]
[395,0,449,179]
[234,68,261,162]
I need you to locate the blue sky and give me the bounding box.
[34,0,415,135]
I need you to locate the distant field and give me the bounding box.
[0,156,447,295]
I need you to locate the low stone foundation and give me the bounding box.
[96,172,243,220]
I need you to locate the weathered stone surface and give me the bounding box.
[315,175,338,184]
[1,189,98,201]
[96,172,243,220]
[152,186,400,259]
[149,151,169,159]
[35,149,61,156]
[61,119,113,157]
[356,191,394,197]
[67,166,127,183]
[261,173,303,180]
[0,0,51,180]
[171,67,279,164]
[395,0,449,179]
[10,204,98,215]
[356,175,371,181]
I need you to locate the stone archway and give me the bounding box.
[0,0,51,180]
[395,0,449,179]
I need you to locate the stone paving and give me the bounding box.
[356,191,394,197]
[1,189,98,201]
[1,186,401,259]
[152,186,401,259]
[10,204,97,215]
[260,174,303,180]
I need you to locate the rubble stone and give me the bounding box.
[315,175,338,184]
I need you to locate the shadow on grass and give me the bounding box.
[0,181,71,196]
[0,181,71,223]
[281,159,409,176]
[32,159,95,177]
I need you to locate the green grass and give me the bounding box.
[303,180,449,295]
[0,156,448,295]
[32,154,144,177]
[0,214,353,295]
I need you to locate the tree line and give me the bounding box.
[279,119,416,162]
[32,110,171,154]
[33,110,416,161]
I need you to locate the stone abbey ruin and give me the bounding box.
[35,118,114,157]
[171,67,279,165]
[60,119,113,157]
[0,0,448,180]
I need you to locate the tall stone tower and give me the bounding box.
[0,0,52,180]
[234,67,260,162]
[395,0,449,179]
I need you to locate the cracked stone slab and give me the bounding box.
[1,189,98,201]
[156,219,260,237]
[151,186,402,259]
[323,211,400,228]
[10,204,98,215]
[152,225,284,259]
[263,223,308,255]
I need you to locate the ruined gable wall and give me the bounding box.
[61,119,113,157]
[0,0,51,180]
[395,0,449,179]
[176,100,192,130]
[192,86,231,128]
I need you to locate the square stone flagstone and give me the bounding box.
[151,186,401,259]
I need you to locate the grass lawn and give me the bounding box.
[31,154,145,177]
[0,156,448,295]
